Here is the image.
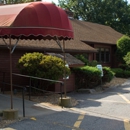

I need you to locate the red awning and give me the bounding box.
[0,2,73,40]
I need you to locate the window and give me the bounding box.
[96,48,110,63]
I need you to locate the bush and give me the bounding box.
[116,35,130,62]
[75,54,89,65]
[72,66,101,89]
[111,68,124,77]
[124,52,130,66]
[17,52,71,80]
[102,67,115,82]
[72,65,115,90]
[111,68,130,78]
[88,60,98,67]
[75,54,98,66]
[118,64,130,70]
[124,71,130,78]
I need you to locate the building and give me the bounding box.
[0,19,123,92]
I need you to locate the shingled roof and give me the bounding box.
[0,38,97,53]
[0,19,123,52]
[70,19,123,45]
[47,53,85,67]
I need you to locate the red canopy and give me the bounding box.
[0,2,73,40]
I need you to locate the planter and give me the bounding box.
[3,109,18,120]
[59,97,72,108]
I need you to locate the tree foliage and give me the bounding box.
[124,52,130,66]
[2,0,40,4]
[75,54,98,66]
[17,52,71,80]
[116,35,130,62]
[59,0,130,36]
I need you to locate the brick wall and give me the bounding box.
[0,48,76,92]
[55,73,75,93]
[0,49,30,90]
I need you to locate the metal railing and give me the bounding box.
[0,71,64,117]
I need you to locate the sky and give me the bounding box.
[42,0,58,5]
[43,0,130,5]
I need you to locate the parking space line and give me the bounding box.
[30,117,37,120]
[73,121,82,128]
[124,119,130,130]
[117,93,130,130]
[72,114,85,130]
[78,115,84,120]
[117,93,130,103]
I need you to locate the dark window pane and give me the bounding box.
[101,48,104,62]
[95,48,110,63]
[106,48,110,62]
[96,48,100,62]
[96,53,99,61]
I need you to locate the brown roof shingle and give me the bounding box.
[70,19,123,45]
[47,53,85,67]
[0,38,97,53]
[0,19,123,52]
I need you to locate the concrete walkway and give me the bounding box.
[0,94,56,117]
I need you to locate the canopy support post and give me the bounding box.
[9,35,13,109]
[63,40,67,98]
[11,37,21,54]
[2,36,21,109]
[2,37,10,49]
[55,37,67,98]
[55,37,63,52]
[2,36,20,54]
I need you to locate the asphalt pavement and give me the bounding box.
[1,79,130,130]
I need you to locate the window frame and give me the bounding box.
[96,47,110,63]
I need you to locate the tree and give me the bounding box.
[124,52,130,66]
[59,0,130,36]
[116,35,130,62]
[1,0,41,4]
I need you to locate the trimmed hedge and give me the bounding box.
[73,66,101,89]
[118,64,130,70]
[111,68,130,78]
[102,67,115,82]
[72,66,115,90]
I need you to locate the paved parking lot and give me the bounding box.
[1,79,130,130]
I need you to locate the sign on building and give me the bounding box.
[97,64,103,77]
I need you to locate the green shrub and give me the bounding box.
[102,67,115,82]
[111,68,130,78]
[124,52,130,66]
[111,68,124,77]
[75,54,98,66]
[18,52,70,80]
[118,64,130,70]
[73,66,101,89]
[75,54,89,65]
[124,70,130,78]
[116,35,130,62]
[88,60,98,67]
